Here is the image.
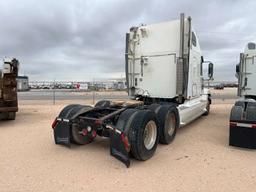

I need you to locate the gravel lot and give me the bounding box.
[0,88,255,192]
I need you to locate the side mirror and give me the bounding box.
[236,64,240,73]
[208,62,214,79]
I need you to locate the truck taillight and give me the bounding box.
[51,118,58,129]
[121,133,130,152]
[94,119,102,126]
[229,122,237,127]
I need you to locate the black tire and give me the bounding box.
[235,101,245,108]
[71,121,94,145]
[203,100,210,116]
[116,109,138,132]
[149,104,179,144]
[70,105,94,145]
[230,106,243,121]
[7,112,16,120]
[246,105,256,121]
[95,100,111,108]
[58,104,92,120]
[157,105,179,144]
[58,104,93,145]
[58,104,82,119]
[0,112,8,120]
[0,112,16,120]
[148,103,162,113]
[128,110,159,161]
[115,109,139,158]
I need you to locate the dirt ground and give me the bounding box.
[0,89,256,192]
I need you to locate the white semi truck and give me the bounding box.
[52,13,213,167]
[230,42,256,149]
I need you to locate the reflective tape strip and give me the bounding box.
[237,123,254,128]
[106,125,114,130]
[57,118,62,121]
[230,122,256,128]
[106,125,122,134]
[63,119,70,122]
[115,129,122,134]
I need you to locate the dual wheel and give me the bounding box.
[57,104,95,145]
[116,104,179,161]
[58,102,179,162]
[0,112,16,120]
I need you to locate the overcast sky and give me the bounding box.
[0,0,255,81]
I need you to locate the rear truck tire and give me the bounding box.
[56,104,94,145]
[158,105,179,144]
[7,112,16,120]
[230,101,256,149]
[128,110,159,161]
[116,109,138,133]
[235,101,245,108]
[58,104,83,119]
[149,104,179,144]
[203,100,210,116]
[71,121,96,145]
[0,112,16,120]
[245,102,256,121]
[95,100,111,108]
[230,106,243,121]
[0,112,8,120]
[58,104,93,120]
[115,109,138,158]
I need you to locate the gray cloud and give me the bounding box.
[0,0,255,81]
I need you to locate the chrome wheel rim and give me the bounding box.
[166,112,176,136]
[143,120,157,150]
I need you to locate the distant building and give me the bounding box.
[17,76,29,91]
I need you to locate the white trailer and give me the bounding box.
[52,14,213,167]
[230,42,256,148]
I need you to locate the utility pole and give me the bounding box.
[53,78,56,105]
[92,78,95,105]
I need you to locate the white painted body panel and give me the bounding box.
[240,44,256,96]
[133,54,177,98]
[128,20,181,98]
[178,92,208,126]
[127,18,202,99]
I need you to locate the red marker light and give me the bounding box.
[82,129,88,136]
[95,119,102,126]
[121,132,130,152]
[51,118,58,129]
[92,130,97,138]
[229,122,237,127]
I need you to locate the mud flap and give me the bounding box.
[110,129,130,168]
[54,120,71,147]
[230,121,256,149]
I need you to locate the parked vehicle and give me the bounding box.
[52,14,213,167]
[214,84,224,90]
[0,58,19,120]
[230,42,256,149]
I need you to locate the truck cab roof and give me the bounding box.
[244,42,256,56]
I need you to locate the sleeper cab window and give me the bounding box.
[248,42,256,50]
[192,31,197,47]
